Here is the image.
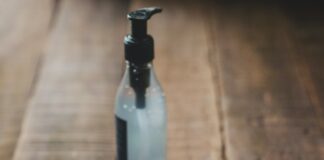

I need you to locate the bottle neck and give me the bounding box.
[126,61,152,109]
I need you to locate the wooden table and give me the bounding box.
[0,0,323,159]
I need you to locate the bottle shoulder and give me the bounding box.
[116,67,165,97]
[116,82,165,99]
[115,63,166,111]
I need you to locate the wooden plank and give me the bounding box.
[285,6,324,159]
[12,0,128,159]
[208,2,324,160]
[285,5,324,135]
[130,1,222,159]
[0,0,54,159]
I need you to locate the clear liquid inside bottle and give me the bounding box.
[115,62,166,160]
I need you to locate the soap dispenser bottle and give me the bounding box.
[115,7,166,160]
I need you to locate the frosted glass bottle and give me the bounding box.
[115,62,167,160]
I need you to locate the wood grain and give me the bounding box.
[285,6,324,135]
[12,0,128,159]
[0,0,54,159]
[208,2,324,160]
[131,0,222,159]
[286,7,324,159]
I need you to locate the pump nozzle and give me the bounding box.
[127,7,162,38]
[128,7,162,20]
[124,7,162,65]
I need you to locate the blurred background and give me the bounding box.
[0,0,323,160]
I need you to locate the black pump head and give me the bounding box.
[128,7,162,38]
[124,7,162,65]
